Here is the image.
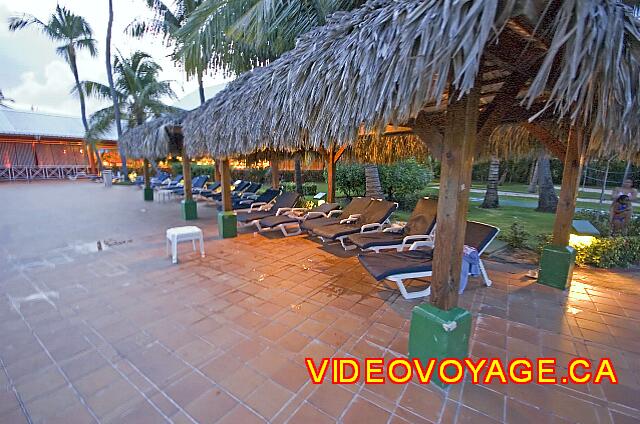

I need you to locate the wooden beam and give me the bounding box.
[143,158,150,189]
[334,145,347,163]
[182,147,193,202]
[270,159,280,189]
[431,86,480,311]
[522,123,567,159]
[327,148,336,203]
[552,126,586,246]
[477,67,537,146]
[220,158,233,212]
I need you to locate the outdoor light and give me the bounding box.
[569,220,600,248]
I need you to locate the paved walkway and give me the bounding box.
[0,181,639,423]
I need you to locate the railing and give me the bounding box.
[0,165,90,181]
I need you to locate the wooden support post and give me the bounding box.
[214,158,221,182]
[182,149,193,202]
[431,87,480,311]
[221,158,233,212]
[327,148,336,203]
[270,159,280,189]
[552,126,586,246]
[143,158,150,189]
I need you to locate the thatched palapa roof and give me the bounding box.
[119,111,187,159]
[183,0,640,161]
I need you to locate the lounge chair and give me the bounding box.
[347,197,437,252]
[232,188,280,210]
[155,174,182,191]
[358,221,499,300]
[172,175,209,196]
[207,180,250,200]
[235,192,301,229]
[300,197,373,232]
[312,199,398,249]
[256,202,340,237]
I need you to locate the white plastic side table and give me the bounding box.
[166,226,205,264]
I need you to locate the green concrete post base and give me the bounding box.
[181,199,198,220]
[538,245,576,290]
[143,188,154,201]
[409,303,471,389]
[217,211,237,239]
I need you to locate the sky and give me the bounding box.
[0,0,231,116]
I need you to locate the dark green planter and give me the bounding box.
[181,199,198,220]
[143,188,154,201]
[409,303,472,388]
[217,211,237,239]
[538,245,576,290]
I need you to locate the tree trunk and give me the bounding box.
[270,160,280,189]
[364,164,384,199]
[527,159,539,193]
[481,156,500,208]
[536,150,558,212]
[197,70,206,105]
[294,155,303,195]
[106,0,127,180]
[622,161,632,182]
[69,47,99,174]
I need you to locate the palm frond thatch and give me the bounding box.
[119,111,187,159]
[182,0,640,161]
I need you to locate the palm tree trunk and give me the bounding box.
[481,156,500,208]
[294,155,303,195]
[536,150,558,213]
[69,47,99,173]
[527,159,539,193]
[197,70,206,105]
[106,0,127,180]
[364,164,384,199]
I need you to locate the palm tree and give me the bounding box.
[175,1,366,75]
[364,165,384,199]
[81,51,178,132]
[536,149,558,212]
[128,0,211,105]
[0,90,14,108]
[481,156,500,208]
[294,154,303,194]
[106,0,127,179]
[9,5,99,172]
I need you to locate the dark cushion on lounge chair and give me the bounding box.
[259,214,298,227]
[464,221,499,251]
[236,192,300,223]
[236,210,276,223]
[313,223,362,239]
[359,249,434,281]
[403,198,437,235]
[348,231,405,249]
[258,203,340,229]
[233,188,279,209]
[312,200,397,239]
[300,217,341,231]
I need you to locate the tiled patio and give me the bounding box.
[1,181,639,423]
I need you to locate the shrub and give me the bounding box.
[401,189,439,211]
[502,222,530,249]
[334,162,366,198]
[281,182,318,196]
[378,159,433,208]
[575,236,640,268]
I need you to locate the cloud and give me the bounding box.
[6,60,110,116]
[0,0,232,117]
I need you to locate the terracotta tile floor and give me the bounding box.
[0,182,639,423]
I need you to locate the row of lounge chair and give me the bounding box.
[144,176,499,300]
[231,191,499,300]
